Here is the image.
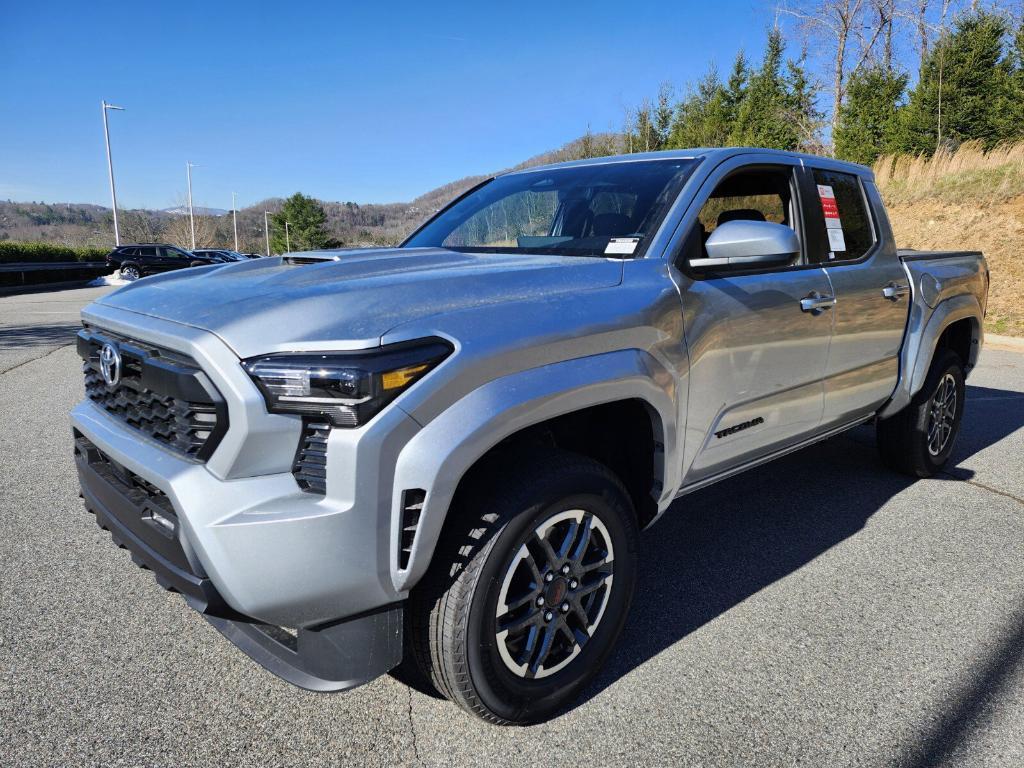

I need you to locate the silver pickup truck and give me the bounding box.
[72,148,989,724]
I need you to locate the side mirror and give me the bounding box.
[690,220,799,270]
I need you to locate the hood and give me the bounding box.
[95,247,623,357]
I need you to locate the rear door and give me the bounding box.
[802,166,910,426]
[674,157,834,484]
[135,246,159,270]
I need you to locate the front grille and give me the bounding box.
[78,328,228,461]
[293,419,330,494]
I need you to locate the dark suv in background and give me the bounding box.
[105,244,225,281]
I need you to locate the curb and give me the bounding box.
[985,333,1024,352]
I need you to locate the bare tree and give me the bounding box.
[916,0,931,65]
[901,0,960,69]
[780,0,885,153]
[873,0,897,69]
[119,210,160,243]
[162,210,218,249]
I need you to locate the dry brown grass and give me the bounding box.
[874,141,1024,336]
[874,141,1024,204]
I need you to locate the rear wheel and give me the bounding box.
[877,348,965,477]
[409,450,639,724]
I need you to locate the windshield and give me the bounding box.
[404,158,699,258]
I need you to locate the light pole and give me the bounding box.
[285,221,291,253]
[186,161,199,250]
[101,100,125,245]
[264,211,271,256]
[231,192,239,251]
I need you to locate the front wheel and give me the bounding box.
[410,451,639,724]
[877,348,965,477]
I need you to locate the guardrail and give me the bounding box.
[0,261,113,291]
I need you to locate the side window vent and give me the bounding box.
[293,419,330,494]
[399,490,426,570]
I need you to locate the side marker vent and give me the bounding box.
[293,419,330,494]
[399,489,426,570]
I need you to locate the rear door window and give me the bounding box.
[137,246,157,257]
[808,169,874,262]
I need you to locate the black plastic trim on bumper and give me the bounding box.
[75,432,404,692]
[75,434,237,617]
[205,603,404,693]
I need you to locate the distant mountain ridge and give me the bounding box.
[0,132,622,251]
[163,205,229,217]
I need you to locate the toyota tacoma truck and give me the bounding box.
[72,148,989,724]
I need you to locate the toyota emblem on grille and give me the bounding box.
[99,342,122,387]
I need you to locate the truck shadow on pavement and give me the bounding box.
[0,322,81,350]
[576,384,1024,735]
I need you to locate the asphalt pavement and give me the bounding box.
[1,285,1022,767]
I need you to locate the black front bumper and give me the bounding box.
[74,433,404,692]
[74,433,235,616]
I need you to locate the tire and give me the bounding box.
[409,450,639,725]
[877,348,965,477]
[120,264,141,281]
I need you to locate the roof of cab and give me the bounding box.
[503,147,874,180]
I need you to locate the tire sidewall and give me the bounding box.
[910,350,965,471]
[463,470,638,723]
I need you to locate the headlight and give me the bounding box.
[242,339,452,427]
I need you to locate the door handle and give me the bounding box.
[882,282,910,300]
[800,292,836,313]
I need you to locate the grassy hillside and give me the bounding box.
[874,142,1024,336]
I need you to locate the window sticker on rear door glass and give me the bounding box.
[812,170,872,261]
[817,184,846,255]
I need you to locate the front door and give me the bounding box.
[675,162,834,485]
[158,246,191,272]
[802,166,910,426]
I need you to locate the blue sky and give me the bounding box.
[2,0,784,209]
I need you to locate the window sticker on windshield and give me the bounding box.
[605,237,640,255]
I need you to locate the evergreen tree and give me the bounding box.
[630,100,656,152]
[897,11,1015,153]
[783,54,824,153]
[723,51,749,121]
[653,83,674,148]
[834,65,908,164]
[730,29,800,150]
[1002,21,1024,138]
[668,67,733,148]
[628,84,674,152]
[271,193,329,253]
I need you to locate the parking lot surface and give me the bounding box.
[2,285,1022,767]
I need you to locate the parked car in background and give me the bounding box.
[241,252,265,259]
[193,248,250,262]
[105,244,224,281]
